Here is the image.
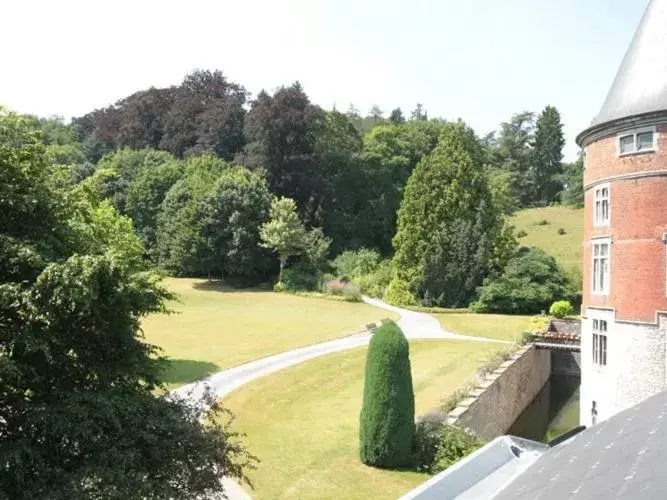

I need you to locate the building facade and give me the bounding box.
[576,0,667,426]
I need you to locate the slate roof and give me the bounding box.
[495,389,667,500]
[589,0,667,128]
[547,319,581,337]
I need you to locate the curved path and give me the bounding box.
[172,297,508,499]
[172,297,505,403]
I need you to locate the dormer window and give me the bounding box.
[618,127,657,156]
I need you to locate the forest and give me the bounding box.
[32,69,582,311]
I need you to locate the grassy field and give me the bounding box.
[142,278,397,387]
[223,340,500,499]
[435,313,532,342]
[512,206,583,277]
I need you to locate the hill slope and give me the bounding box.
[511,206,584,280]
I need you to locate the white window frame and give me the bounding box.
[593,182,610,227]
[592,318,608,366]
[617,126,658,157]
[592,237,611,295]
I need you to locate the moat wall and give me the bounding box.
[447,345,553,441]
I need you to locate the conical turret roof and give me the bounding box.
[589,0,667,128]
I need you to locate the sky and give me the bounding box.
[0,0,650,161]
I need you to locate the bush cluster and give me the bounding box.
[471,247,572,314]
[549,300,574,318]
[413,420,485,474]
[331,249,392,299]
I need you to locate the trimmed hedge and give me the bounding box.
[359,320,415,467]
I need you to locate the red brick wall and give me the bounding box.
[583,124,667,322]
[585,124,667,186]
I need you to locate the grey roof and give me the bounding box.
[495,389,667,500]
[400,436,548,500]
[589,0,667,128]
[547,319,581,337]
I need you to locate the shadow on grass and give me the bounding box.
[191,280,273,294]
[161,359,222,386]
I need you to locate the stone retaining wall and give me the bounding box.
[447,344,551,441]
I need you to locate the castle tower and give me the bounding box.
[576,0,667,426]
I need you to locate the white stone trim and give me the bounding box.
[584,169,667,191]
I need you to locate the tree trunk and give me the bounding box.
[279,255,286,284]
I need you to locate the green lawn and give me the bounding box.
[512,206,583,278]
[223,340,500,499]
[435,313,532,342]
[143,278,397,387]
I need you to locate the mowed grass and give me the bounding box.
[142,278,398,387]
[512,206,584,277]
[223,340,500,500]
[435,313,532,343]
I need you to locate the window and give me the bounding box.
[592,319,608,366]
[592,239,610,294]
[619,134,635,154]
[637,131,655,151]
[594,185,610,226]
[618,128,656,155]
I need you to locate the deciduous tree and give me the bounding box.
[0,109,253,499]
[259,197,307,284]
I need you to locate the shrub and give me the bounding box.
[413,421,485,474]
[477,346,517,377]
[323,279,362,302]
[384,279,417,306]
[282,262,319,291]
[557,228,566,235]
[549,300,574,318]
[521,331,535,344]
[471,247,571,314]
[356,260,392,298]
[536,219,549,226]
[360,321,415,468]
[273,282,284,293]
[517,229,528,238]
[442,384,474,413]
[333,248,381,279]
[528,315,550,334]
[342,285,362,302]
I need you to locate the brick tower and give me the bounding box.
[576,0,667,426]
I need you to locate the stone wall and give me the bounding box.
[580,308,667,427]
[448,345,551,441]
[551,350,581,376]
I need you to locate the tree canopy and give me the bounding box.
[0,109,252,498]
[388,121,514,306]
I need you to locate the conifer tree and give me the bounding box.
[532,105,565,204]
[359,321,415,468]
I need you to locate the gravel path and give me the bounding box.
[172,297,508,499]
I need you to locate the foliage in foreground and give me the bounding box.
[471,247,571,314]
[413,420,485,474]
[359,321,415,468]
[0,109,252,499]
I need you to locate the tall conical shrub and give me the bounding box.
[359,320,415,467]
